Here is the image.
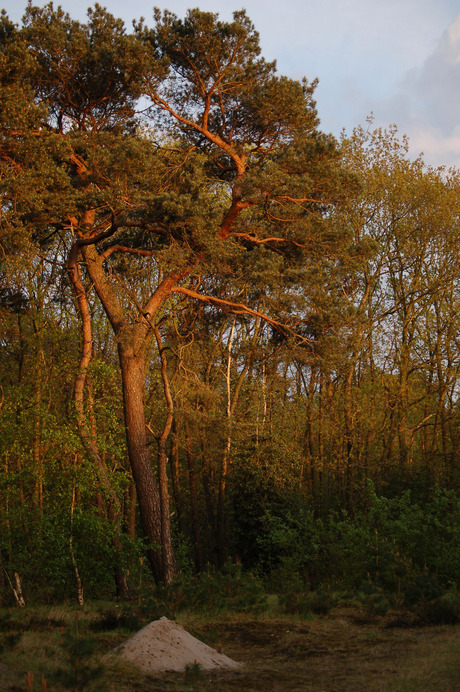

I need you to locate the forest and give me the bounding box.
[0,3,459,631]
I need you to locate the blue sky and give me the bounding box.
[3,0,460,168]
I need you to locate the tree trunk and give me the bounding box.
[80,237,179,584]
[169,417,183,531]
[184,422,204,571]
[154,325,179,584]
[216,320,235,566]
[126,481,137,541]
[68,252,129,598]
[119,350,165,583]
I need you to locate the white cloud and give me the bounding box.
[369,11,460,167]
[445,14,460,60]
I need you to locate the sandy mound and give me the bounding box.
[109,616,241,673]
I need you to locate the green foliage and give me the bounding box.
[90,608,141,633]
[364,483,460,586]
[0,631,22,654]
[139,561,266,617]
[277,581,335,617]
[0,3,460,605]
[256,507,321,577]
[403,570,444,607]
[229,472,460,611]
[353,578,392,616]
[184,661,203,685]
[0,497,141,602]
[149,7,317,151]
[419,592,460,625]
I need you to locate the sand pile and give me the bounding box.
[109,616,241,673]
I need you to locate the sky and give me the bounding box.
[2,0,460,168]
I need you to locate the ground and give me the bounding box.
[0,607,459,691]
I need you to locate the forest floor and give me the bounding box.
[0,605,459,691]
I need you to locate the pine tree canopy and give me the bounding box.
[0,3,353,339]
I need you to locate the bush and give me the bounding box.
[247,482,460,608]
[420,593,460,625]
[139,561,267,618]
[52,620,103,690]
[90,608,141,632]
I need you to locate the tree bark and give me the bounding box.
[154,326,179,584]
[126,481,137,541]
[68,250,130,598]
[119,350,164,582]
[184,421,204,571]
[79,235,179,584]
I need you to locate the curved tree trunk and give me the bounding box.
[78,230,180,584]
[68,247,130,598]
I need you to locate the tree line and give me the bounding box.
[0,4,459,602]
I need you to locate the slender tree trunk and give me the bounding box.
[299,365,317,497]
[32,329,44,518]
[0,550,4,605]
[154,326,178,584]
[157,444,177,583]
[69,483,84,606]
[398,339,410,469]
[317,368,326,499]
[216,320,235,565]
[169,417,183,530]
[184,421,204,570]
[126,481,137,541]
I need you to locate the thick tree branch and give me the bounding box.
[275,195,329,204]
[101,244,157,260]
[228,231,304,247]
[218,199,253,239]
[171,285,312,342]
[145,89,246,174]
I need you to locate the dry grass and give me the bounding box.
[0,605,459,691]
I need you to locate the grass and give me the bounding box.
[0,602,459,691]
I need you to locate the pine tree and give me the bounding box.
[0,5,348,582]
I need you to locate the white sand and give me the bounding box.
[109,616,241,673]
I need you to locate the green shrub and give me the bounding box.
[279,589,312,616]
[52,619,103,690]
[184,661,203,684]
[90,608,141,632]
[310,589,334,615]
[420,593,460,625]
[249,482,460,610]
[139,561,266,618]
